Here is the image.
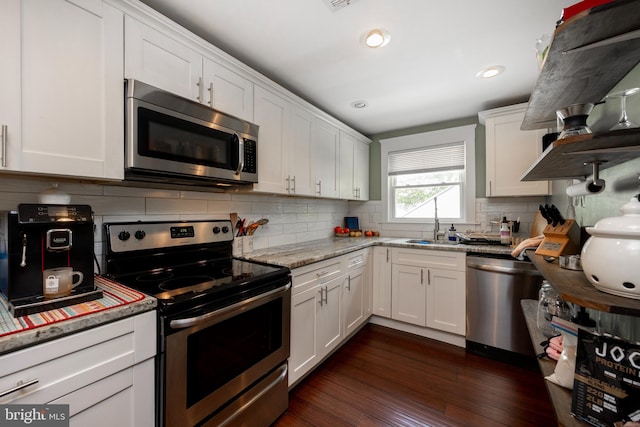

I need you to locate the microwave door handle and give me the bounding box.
[234,132,244,175]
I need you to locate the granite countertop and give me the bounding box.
[242,236,515,269]
[0,285,156,355]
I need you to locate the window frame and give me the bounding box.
[380,124,476,224]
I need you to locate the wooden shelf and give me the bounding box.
[522,0,640,130]
[521,300,585,427]
[527,250,640,317]
[521,128,640,181]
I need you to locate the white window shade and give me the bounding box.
[388,142,464,176]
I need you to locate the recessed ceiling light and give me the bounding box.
[363,29,390,48]
[476,66,505,79]
[351,101,367,109]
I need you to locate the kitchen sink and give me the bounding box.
[405,239,434,244]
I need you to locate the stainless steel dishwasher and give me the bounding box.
[466,253,543,366]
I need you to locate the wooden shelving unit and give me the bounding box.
[527,250,640,317]
[521,300,582,427]
[521,128,640,181]
[522,0,640,130]
[519,0,640,182]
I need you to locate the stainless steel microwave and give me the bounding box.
[125,79,258,187]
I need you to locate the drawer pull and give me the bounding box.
[0,378,39,398]
[316,271,329,277]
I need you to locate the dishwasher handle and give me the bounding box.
[466,261,542,276]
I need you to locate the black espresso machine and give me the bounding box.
[0,204,102,317]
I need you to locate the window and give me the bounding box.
[380,125,476,223]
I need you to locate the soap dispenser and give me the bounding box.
[500,217,510,245]
[448,224,457,242]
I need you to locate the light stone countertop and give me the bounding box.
[241,236,514,269]
[0,291,156,355]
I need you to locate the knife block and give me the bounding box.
[535,219,581,257]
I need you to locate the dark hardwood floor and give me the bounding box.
[275,324,557,427]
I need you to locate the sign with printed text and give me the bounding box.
[0,405,69,426]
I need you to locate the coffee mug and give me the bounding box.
[43,267,84,299]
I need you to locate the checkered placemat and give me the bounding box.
[0,275,146,337]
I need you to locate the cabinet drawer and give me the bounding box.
[292,258,342,294]
[345,249,369,271]
[0,311,155,404]
[392,248,465,271]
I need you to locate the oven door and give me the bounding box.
[162,281,291,427]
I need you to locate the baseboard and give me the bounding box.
[368,315,465,348]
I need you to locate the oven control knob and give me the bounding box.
[118,230,130,241]
[212,226,221,234]
[222,226,230,234]
[134,230,146,240]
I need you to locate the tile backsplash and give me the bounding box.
[1,175,544,272]
[0,175,349,271]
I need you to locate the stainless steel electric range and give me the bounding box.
[103,219,291,427]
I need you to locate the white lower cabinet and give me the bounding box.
[426,268,466,335]
[0,311,156,427]
[289,259,344,387]
[391,264,426,326]
[372,247,392,317]
[387,248,466,335]
[343,249,370,337]
[289,250,372,387]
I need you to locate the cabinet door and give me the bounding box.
[0,0,21,171]
[391,264,426,326]
[426,268,466,335]
[338,131,356,199]
[372,247,392,318]
[353,140,370,200]
[2,0,124,179]
[125,15,201,102]
[252,85,289,194]
[343,267,365,337]
[288,105,313,196]
[317,276,344,357]
[311,117,339,198]
[202,58,254,121]
[289,285,321,386]
[484,107,549,196]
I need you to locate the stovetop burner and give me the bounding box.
[159,275,216,291]
[103,219,291,314]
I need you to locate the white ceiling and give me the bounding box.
[139,0,573,137]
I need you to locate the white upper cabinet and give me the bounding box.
[1,0,124,180]
[480,104,550,197]
[311,117,339,198]
[354,138,370,201]
[339,131,369,200]
[124,15,201,101]
[252,85,290,194]
[202,59,254,122]
[287,104,314,196]
[125,16,254,121]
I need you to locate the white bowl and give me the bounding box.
[581,196,640,299]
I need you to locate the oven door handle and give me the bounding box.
[169,282,291,329]
[218,363,288,427]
